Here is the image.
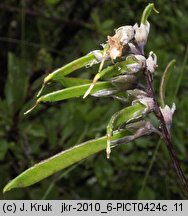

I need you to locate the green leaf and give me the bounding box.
[58,77,91,87]
[106,103,146,145]
[159,59,176,107]
[37,52,138,98]
[3,129,130,192]
[141,3,159,25]
[37,52,103,97]
[25,81,115,114]
[38,81,114,103]
[114,103,146,128]
[44,52,102,84]
[4,102,147,192]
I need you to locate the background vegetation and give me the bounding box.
[0,0,188,199]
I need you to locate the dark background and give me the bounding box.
[0,0,188,199]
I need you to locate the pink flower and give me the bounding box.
[160,103,176,131]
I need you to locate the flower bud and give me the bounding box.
[111,74,137,90]
[160,103,176,131]
[131,91,154,114]
[112,120,161,146]
[126,55,146,73]
[115,25,135,45]
[90,50,108,62]
[86,50,109,68]
[133,21,150,49]
[127,89,147,98]
[146,51,157,73]
[137,97,154,113]
[126,120,161,138]
[127,42,139,55]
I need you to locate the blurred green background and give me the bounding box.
[0,0,188,199]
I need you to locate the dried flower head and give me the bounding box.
[107,36,123,60]
[107,25,135,61]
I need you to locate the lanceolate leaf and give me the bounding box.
[107,103,146,136]
[159,59,176,108]
[4,102,147,192]
[38,81,115,103]
[25,81,115,114]
[36,51,104,97]
[25,76,138,115]
[3,129,130,192]
[44,52,102,84]
[58,77,91,87]
[38,56,140,97]
[37,77,137,104]
[141,3,159,25]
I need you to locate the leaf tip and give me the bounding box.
[83,84,94,99]
[36,83,45,98]
[24,100,40,115]
[141,3,159,24]
[152,3,159,14]
[44,74,53,85]
[3,183,12,193]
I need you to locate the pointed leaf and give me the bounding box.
[4,102,147,192]
[58,77,91,87]
[159,59,176,107]
[44,52,102,84]
[3,129,130,192]
[141,3,159,25]
[25,81,115,114]
[38,81,115,103]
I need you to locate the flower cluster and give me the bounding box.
[107,20,149,59]
[91,7,176,159]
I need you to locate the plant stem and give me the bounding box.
[145,69,188,197]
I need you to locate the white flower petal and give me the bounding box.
[115,25,135,45]
[160,103,176,131]
[126,55,146,73]
[133,21,150,47]
[146,51,157,73]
